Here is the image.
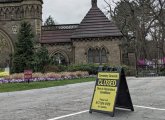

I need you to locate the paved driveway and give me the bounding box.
[0,77,165,120]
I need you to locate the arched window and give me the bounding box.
[95,48,100,63]
[24,7,29,17]
[16,8,20,19]
[101,48,107,63]
[87,47,108,64]
[30,6,35,17]
[88,48,94,63]
[51,53,67,65]
[5,9,10,19]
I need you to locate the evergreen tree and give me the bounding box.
[44,15,56,26]
[12,21,34,73]
[33,46,49,72]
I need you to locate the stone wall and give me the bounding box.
[0,0,42,45]
[0,0,42,67]
[45,43,74,64]
[72,37,121,65]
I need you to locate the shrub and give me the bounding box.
[33,73,44,78]
[0,71,10,78]
[9,73,24,79]
[160,67,165,76]
[44,65,66,73]
[0,68,4,72]
[0,71,90,84]
[122,65,136,76]
[40,64,130,75]
[66,64,99,75]
[45,72,61,78]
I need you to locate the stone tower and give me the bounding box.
[0,0,43,67]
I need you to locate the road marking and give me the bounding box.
[47,105,165,120]
[73,97,90,102]
[134,105,165,111]
[47,110,89,120]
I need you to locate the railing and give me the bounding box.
[42,24,79,31]
[137,64,165,77]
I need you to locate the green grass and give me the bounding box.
[0,77,95,93]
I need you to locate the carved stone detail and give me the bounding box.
[12,25,18,34]
[42,24,79,31]
[0,4,42,20]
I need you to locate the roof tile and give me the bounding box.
[41,30,73,43]
[71,6,122,38]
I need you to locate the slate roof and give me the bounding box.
[71,6,122,38]
[0,0,22,3]
[0,0,43,3]
[41,1,122,44]
[40,25,78,44]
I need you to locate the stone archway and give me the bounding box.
[50,50,69,65]
[0,29,14,67]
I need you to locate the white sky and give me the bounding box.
[42,0,110,24]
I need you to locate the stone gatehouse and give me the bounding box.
[0,0,42,67]
[0,0,122,67]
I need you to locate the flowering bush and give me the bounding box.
[0,71,90,84]
[0,71,10,77]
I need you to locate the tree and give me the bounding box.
[147,0,165,57]
[44,15,56,26]
[33,46,50,72]
[12,21,35,73]
[104,0,165,61]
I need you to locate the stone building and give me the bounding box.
[0,0,42,67]
[0,0,123,67]
[41,0,123,65]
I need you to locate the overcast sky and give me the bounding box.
[42,0,109,24]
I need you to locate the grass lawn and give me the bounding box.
[0,77,95,93]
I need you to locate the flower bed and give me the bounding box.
[0,71,92,84]
[0,71,9,77]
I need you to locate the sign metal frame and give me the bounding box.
[89,67,134,117]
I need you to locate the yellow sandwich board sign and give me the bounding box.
[89,67,134,117]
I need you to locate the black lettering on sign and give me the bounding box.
[98,79,117,87]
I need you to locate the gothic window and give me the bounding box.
[101,48,108,63]
[5,8,10,19]
[15,8,18,19]
[2,8,6,19]
[88,48,94,63]
[11,8,15,20]
[19,8,23,19]
[95,48,100,63]
[88,47,108,64]
[24,6,29,18]
[36,6,40,18]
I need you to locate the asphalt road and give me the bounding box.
[0,77,165,120]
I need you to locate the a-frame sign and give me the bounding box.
[89,67,134,117]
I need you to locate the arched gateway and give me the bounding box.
[0,29,14,67]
